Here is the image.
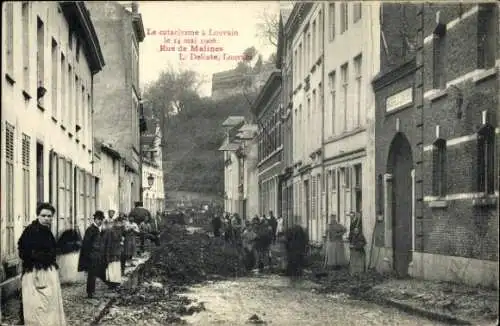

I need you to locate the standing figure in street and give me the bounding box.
[284,225,309,280]
[324,216,348,270]
[241,221,258,270]
[130,201,152,254]
[123,215,140,266]
[78,211,110,298]
[232,213,243,245]
[101,218,124,285]
[56,228,83,284]
[268,211,278,244]
[254,219,273,272]
[18,202,67,326]
[211,214,222,238]
[276,216,284,240]
[224,215,234,244]
[349,227,367,275]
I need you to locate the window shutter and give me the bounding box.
[22,134,31,226]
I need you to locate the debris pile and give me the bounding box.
[144,225,249,285]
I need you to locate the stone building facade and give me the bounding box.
[277,7,294,230]
[1,0,104,291]
[86,1,146,213]
[252,71,284,218]
[373,3,499,288]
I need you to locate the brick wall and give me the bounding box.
[420,3,499,261]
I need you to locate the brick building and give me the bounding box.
[1,0,104,294]
[252,71,284,218]
[373,3,498,287]
[86,1,146,214]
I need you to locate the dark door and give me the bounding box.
[304,180,310,237]
[387,133,413,277]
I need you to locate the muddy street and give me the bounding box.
[181,275,446,326]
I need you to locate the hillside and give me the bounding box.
[162,93,255,195]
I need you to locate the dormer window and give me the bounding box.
[477,124,495,194]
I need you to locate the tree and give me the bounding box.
[255,10,279,47]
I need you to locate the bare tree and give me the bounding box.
[255,10,279,47]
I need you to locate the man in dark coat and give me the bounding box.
[284,225,309,279]
[268,211,278,243]
[78,211,110,298]
[211,214,222,237]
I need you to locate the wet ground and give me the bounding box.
[179,274,447,326]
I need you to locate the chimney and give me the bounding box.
[131,1,138,13]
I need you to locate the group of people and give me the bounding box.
[324,214,367,275]
[17,201,160,326]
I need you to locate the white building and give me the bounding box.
[141,122,165,214]
[93,140,121,213]
[322,2,380,257]
[287,3,326,242]
[219,116,259,220]
[1,1,104,286]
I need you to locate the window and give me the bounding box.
[377,174,384,215]
[477,125,495,194]
[432,139,447,197]
[22,134,31,225]
[68,30,73,49]
[65,160,72,228]
[307,32,311,69]
[5,2,14,77]
[87,94,92,144]
[354,55,362,127]
[298,43,302,79]
[341,63,349,132]
[340,2,348,33]
[432,27,446,89]
[353,3,362,22]
[307,97,311,151]
[37,17,45,103]
[22,3,30,89]
[68,65,73,129]
[58,156,66,235]
[318,10,323,53]
[75,76,80,129]
[81,85,85,138]
[477,4,496,69]
[52,39,58,118]
[312,20,317,62]
[61,55,68,127]
[328,2,335,41]
[354,164,362,213]
[293,49,298,86]
[329,71,336,136]
[5,123,15,256]
[76,37,81,62]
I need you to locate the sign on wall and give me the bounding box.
[386,87,413,113]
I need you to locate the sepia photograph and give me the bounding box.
[0,1,499,325]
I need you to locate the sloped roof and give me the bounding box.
[222,116,245,127]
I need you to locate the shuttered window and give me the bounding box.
[65,160,73,229]
[5,123,16,256]
[22,134,31,226]
[58,156,66,236]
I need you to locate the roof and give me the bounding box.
[250,71,282,116]
[59,2,105,74]
[222,116,245,127]
[101,143,121,160]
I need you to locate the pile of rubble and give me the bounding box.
[102,224,249,324]
[145,225,248,285]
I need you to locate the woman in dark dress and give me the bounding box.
[18,202,66,325]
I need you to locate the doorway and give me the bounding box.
[304,180,310,235]
[387,133,414,277]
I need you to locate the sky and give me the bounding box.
[138,1,281,97]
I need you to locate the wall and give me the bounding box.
[87,1,141,207]
[93,149,120,212]
[1,2,96,271]
[244,138,259,219]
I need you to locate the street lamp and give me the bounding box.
[147,173,155,187]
